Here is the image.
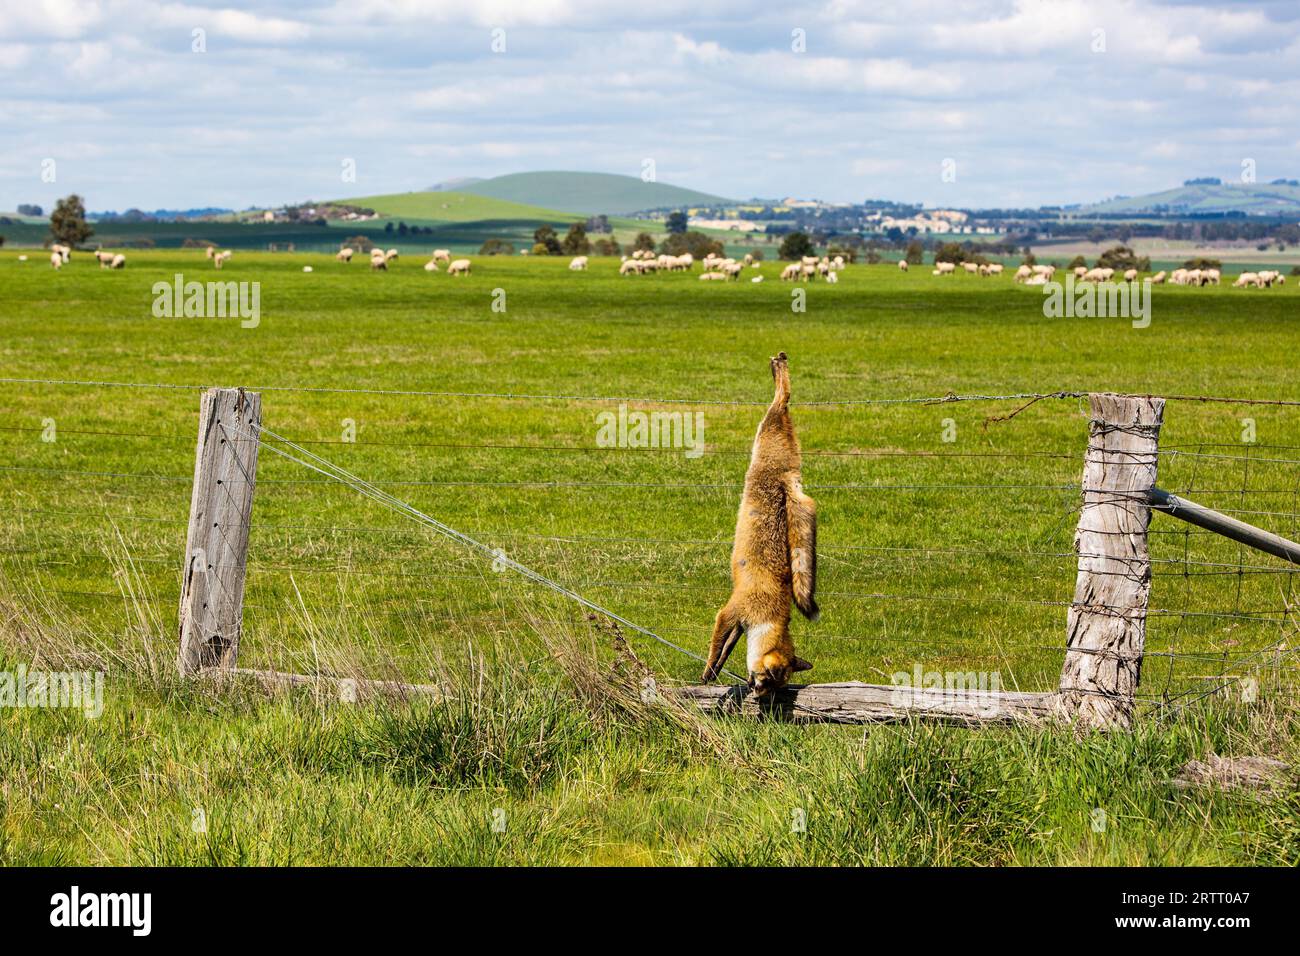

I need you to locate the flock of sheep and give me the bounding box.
[27,244,1294,293]
[330,246,473,276]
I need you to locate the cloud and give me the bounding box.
[1,0,1297,210]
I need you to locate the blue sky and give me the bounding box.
[2,0,1298,212]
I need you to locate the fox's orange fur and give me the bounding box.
[702,351,817,696]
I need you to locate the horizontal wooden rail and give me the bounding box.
[673,682,1060,725]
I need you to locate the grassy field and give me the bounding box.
[2,250,1298,864]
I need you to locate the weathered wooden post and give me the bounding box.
[178,388,261,675]
[1058,393,1164,730]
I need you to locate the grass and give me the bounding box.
[1,249,1298,865]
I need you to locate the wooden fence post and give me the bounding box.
[178,387,261,675]
[1057,392,1164,730]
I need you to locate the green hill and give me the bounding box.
[338,190,581,224]
[460,171,730,215]
[1080,182,1300,216]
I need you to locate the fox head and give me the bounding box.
[749,650,813,698]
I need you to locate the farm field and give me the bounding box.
[2,250,1299,865]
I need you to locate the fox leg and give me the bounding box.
[702,601,744,682]
[769,351,790,408]
[785,479,819,621]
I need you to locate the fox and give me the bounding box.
[702,351,817,697]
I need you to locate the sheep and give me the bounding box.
[1074,265,1087,278]
[110,254,126,269]
[302,265,313,273]
[801,255,819,267]
[204,246,216,260]
[385,249,399,263]
[933,261,955,275]
[1204,268,1221,286]
[619,259,641,276]
[423,259,439,272]
[699,271,727,281]
[826,270,838,284]
[1123,268,1138,282]
[1082,268,1106,283]
[1032,264,1055,279]
[214,250,233,269]
[1014,264,1032,283]
[1169,268,1189,285]
[962,261,978,274]
[742,253,753,266]
[569,255,589,271]
[17,255,27,262]
[899,259,909,272]
[1025,273,1048,286]
[1151,271,1166,284]
[447,258,471,276]
[751,275,764,283]
[50,251,63,269]
[50,243,70,263]
[370,250,388,271]
[780,263,801,281]
[832,255,845,270]
[337,248,354,263]
[96,250,115,268]
[1232,272,1258,288]
[432,249,451,263]
[800,263,817,281]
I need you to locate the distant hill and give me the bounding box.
[337,190,581,224]
[426,177,485,192]
[1080,182,1300,216]
[460,171,731,215]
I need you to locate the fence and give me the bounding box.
[2,376,1299,729]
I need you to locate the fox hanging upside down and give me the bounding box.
[702,351,817,696]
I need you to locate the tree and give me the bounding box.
[533,224,562,255]
[904,240,925,265]
[479,238,515,256]
[49,194,93,248]
[778,231,814,260]
[933,242,965,264]
[562,222,591,255]
[659,231,723,258]
[592,237,621,256]
[1096,245,1143,270]
[585,214,611,234]
[17,204,42,217]
[633,232,656,252]
[665,211,688,235]
[343,235,375,253]
[1067,254,1087,269]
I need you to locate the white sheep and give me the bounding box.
[337,248,354,263]
[1151,271,1166,284]
[751,275,764,283]
[110,254,126,269]
[423,260,439,272]
[204,246,216,260]
[899,259,909,272]
[447,258,471,276]
[385,249,399,263]
[699,271,726,281]
[1123,268,1138,282]
[1074,266,1087,278]
[826,270,838,284]
[370,251,388,271]
[303,265,313,273]
[569,256,589,271]
[432,249,451,263]
[50,251,63,269]
[780,263,801,281]
[934,261,955,275]
[1014,264,1032,283]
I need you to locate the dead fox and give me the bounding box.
[702,351,816,696]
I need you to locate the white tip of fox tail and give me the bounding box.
[809,609,820,622]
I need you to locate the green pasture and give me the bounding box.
[1,249,1298,865]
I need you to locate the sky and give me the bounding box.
[2,0,1298,212]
